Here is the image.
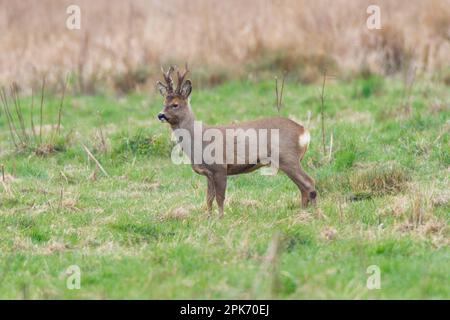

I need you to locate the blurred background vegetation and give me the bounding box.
[0,0,448,94]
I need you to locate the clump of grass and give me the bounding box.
[113,129,172,158]
[0,78,68,156]
[353,74,384,98]
[334,144,357,170]
[113,65,149,94]
[247,50,337,84]
[90,112,110,155]
[349,162,411,197]
[190,67,231,89]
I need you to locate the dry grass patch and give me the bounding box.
[228,197,262,210]
[385,185,449,246]
[160,206,196,221]
[349,162,410,197]
[431,190,450,207]
[429,100,449,115]
[11,237,70,255]
[321,227,338,241]
[394,217,448,248]
[378,195,410,217]
[293,211,313,225]
[335,109,373,125]
[1,173,17,184]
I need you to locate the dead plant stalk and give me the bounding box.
[82,144,110,177]
[320,70,327,156]
[274,72,286,112]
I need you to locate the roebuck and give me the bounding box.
[157,66,316,217]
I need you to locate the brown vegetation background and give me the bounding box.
[0,0,449,92]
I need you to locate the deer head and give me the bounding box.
[156,64,193,127]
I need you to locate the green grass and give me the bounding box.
[0,76,448,299]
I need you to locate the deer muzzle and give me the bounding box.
[157,113,168,122]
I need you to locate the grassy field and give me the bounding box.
[0,75,448,299]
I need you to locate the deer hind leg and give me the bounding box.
[206,177,215,214]
[280,162,316,208]
[213,171,227,217]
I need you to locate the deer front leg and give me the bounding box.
[213,171,227,217]
[301,190,309,207]
[206,177,215,214]
[280,162,316,208]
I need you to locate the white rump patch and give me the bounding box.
[299,130,310,148]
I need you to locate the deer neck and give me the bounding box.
[170,104,204,163]
[171,106,196,135]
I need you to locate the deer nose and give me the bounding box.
[157,113,167,121]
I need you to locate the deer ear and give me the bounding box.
[156,81,167,97]
[181,80,192,98]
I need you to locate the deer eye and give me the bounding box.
[171,103,179,109]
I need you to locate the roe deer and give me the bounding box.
[156,65,316,217]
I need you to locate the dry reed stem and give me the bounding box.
[81,144,110,178]
[56,74,69,136]
[320,69,327,156]
[328,132,333,162]
[0,164,13,197]
[39,77,46,145]
[1,87,20,148]
[30,89,37,144]
[58,187,64,213]
[274,72,287,112]
[264,232,282,297]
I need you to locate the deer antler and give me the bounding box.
[175,63,189,94]
[160,66,175,94]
